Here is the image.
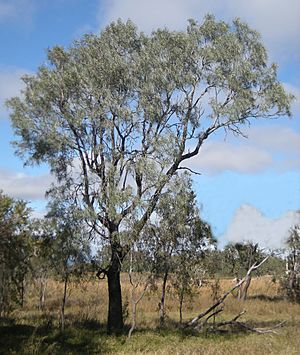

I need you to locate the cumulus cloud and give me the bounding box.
[0,0,35,26]
[246,125,300,154]
[189,141,273,174]
[100,0,300,61]
[100,0,202,33]
[283,83,300,115]
[223,204,300,248]
[0,169,54,200]
[216,0,300,62]
[0,66,29,119]
[186,124,300,175]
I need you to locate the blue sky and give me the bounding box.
[0,0,299,248]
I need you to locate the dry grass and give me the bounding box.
[1,274,300,354]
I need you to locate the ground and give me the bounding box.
[1,276,299,354]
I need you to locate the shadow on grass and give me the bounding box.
[126,321,251,341]
[0,322,36,354]
[125,314,295,342]
[0,319,110,355]
[0,317,293,354]
[247,294,284,302]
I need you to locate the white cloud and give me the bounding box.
[100,0,202,33]
[0,2,14,21]
[216,0,300,62]
[0,169,53,200]
[283,83,300,115]
[246,125,300,155]
[223,204,300,248]
[189,141,273,174]
[0,0,35,25]
[0,67,29,119]
[100,0,300,61]
[186,124,300,175]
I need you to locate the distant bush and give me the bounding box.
[281,225,300,303]
[0,191,32,316]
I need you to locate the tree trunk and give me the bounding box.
[20,278,25,308]
[39,276,47,311]
[179,287,184,324]
[128,295,137,339]
[106,227,128,334]
[61,273,68,333]
[159,270,168,327]
[241,275,252,301]
[107,262,123,334]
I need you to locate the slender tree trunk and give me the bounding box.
[127,249,150,338]
[39,276,47,310]
[61,273,68,332]
[20,278,25,308]
[159,270,168,327]
[128,295,137,339]
[128,250,136,339]
[241,275,252,301]
[179,287,184,324]
[236,277,242,300]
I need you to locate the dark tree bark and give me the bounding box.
[107,264,123,334]
[20,278,25,308]
[61,272,68,332]
[106,238,126,334]
[159,270,169,327]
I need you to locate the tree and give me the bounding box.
[141,175,214,326]
[7,16,292,332]
[126,241,154,338]
[44,196,91,332]
[224,242,264,300]
[30,219,53,311]
[0,191,32,316]
[282,225,300,303]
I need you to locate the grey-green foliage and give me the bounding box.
[140,174,215,324]
[44,196,91,279]
[7,16,293,248]
[223,242,263,278]
[34,195,91,330]
[0,191,32,316]
[145,174,214,273]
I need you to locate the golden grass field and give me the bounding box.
[1,275,300,354]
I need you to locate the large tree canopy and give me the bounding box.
[7,16,293,332]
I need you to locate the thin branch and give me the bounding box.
[177,166,202,175]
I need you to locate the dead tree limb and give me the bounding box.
[197,309,285,335]
[185,256,269,328]
[199,307,224,330]
[229,320,287,334]
[212,310,246,328]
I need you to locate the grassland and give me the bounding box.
[1,275,300,354]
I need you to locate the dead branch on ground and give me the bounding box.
[184,256,285,334]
